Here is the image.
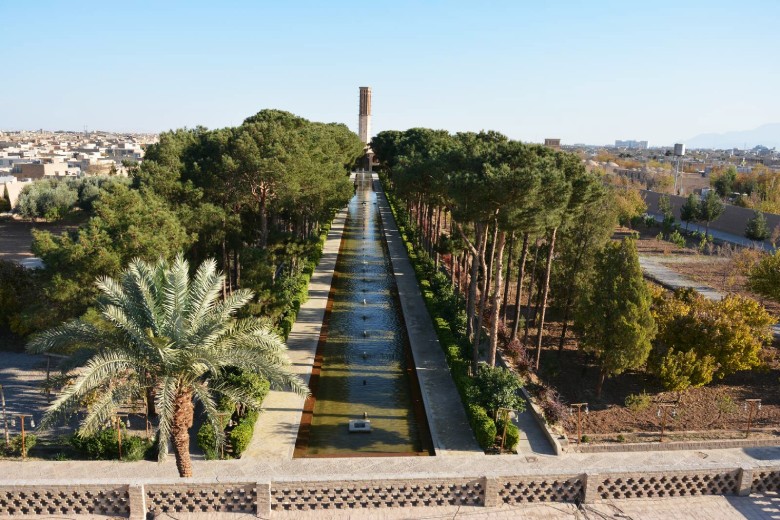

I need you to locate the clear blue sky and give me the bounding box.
[2,1,778,145]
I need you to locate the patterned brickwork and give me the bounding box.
[145,483,255,515]
[499,476,584,504]
[270,479,484,511]
[597,470,739,500]
[0,485,128,516]
[751,469,780,493]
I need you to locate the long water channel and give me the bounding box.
[295,173,431,457]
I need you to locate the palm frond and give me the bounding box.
[154,376,178,462]
[27,320,106,355]
[79,378,143,436]
[190,381,225,451]
[38,351,136,430]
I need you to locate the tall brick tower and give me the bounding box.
[358,86,372,144]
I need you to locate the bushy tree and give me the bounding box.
[0,185,10,211]
[658,349,717,393]
[652,289,773,385]
[16,179,78,220]
[576,238,656,397]
[699,190,724,238]
[468,364,525,417]
[747,251,780,302]
[745,210,770,241]
[680,193,700,231]
[713,165,737,197]
[30,183,193,320]
[28,255,307,477]
[613,189,647,228]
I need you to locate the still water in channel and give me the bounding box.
[302,174,424,455]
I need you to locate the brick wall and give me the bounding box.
[642,190,780,242]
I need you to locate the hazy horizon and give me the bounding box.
[3,1,778,146]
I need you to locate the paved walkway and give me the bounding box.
[512,395,557,457]
[244,209,348,460]
[639,255,726,301]
[373,173,481,456]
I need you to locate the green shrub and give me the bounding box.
[581,435,591,443]
[467,404,497,450]
[497,420,520,452]
[70,429,116,459]
[10,433,37,457]
[197,421,219,460]
[616,434,626,443]
[668,230,686,248]
[69,428,150,460]
[625,391,652,412]
[469,365,525,417]
[121,435,150,461]
[229,410,259,457]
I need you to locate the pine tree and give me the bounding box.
[699,190,724,238]
[745,210,770,241]
[576,238,656,398]
[680,193,699,231]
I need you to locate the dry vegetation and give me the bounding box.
[526,227,780,444]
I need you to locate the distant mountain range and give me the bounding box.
[684,123,780,150]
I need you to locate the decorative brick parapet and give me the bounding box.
[750,466,780,494]
[498,474,584,504]
[593,469,740,501]
[1,465,777,516]
[0,484,129,516]
[269,478,484,511]
[145,482,256,516]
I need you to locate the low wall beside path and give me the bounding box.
[2,464,780,518]
[641,189,780,245]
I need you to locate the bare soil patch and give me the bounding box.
[0,217,79,263]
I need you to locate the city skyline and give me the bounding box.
[2,0,778,146]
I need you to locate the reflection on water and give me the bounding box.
[301,174,424,455]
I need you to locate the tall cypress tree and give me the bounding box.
[576,237,656,398]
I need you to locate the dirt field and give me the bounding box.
[0,217,78,263]
[527,229,780,443]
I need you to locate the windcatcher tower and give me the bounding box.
[358,86,372,144]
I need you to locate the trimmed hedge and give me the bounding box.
[276,219,332,340]
[229,410,259,456]
[384,191,500,451]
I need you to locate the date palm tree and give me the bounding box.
[27,254,308,477]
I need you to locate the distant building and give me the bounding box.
[0,175,33,209]
[615,140,648,150]
[544,138,561,150]
[13,162,73,179]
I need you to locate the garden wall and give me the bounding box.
[2,466,779,518]
[641,189,780,244]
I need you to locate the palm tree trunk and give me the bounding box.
[171,387,195,478]
[534,227,557,370]
[510,233,529,341]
